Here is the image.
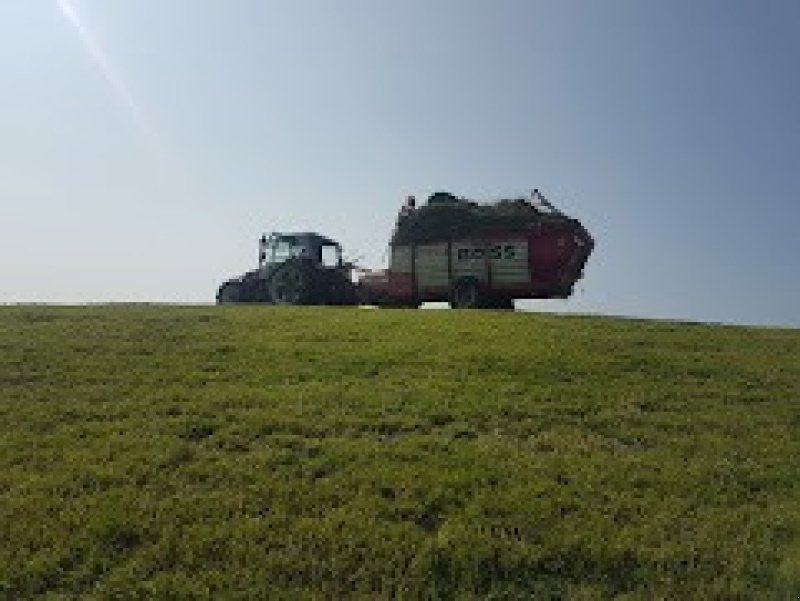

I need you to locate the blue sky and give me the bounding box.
[1,1,798,326]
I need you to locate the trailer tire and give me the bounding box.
[488,296,515,311]
[450,277,486,309]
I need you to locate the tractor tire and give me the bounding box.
[216,280,242,304]
[449,277,486,309]
[268,262,317,305]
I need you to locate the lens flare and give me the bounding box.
[55,0,164,157]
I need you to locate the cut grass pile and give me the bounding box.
[0,305,799,599]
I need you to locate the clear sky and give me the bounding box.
[1,1,798,326]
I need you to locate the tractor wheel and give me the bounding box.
[450,278,486,309]
[269,263,316,305]
[216,280,241,304]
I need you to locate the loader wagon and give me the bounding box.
[357,190,594,309]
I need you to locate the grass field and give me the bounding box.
[1,305,799,599]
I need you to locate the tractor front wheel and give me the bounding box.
[216,280,242,304]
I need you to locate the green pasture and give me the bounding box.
[0,305,798,599]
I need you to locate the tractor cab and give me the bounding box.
[258,232,343,270]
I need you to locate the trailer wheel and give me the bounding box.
[269,263,315,305]
[450,277,486,309]
[488,296,515,311]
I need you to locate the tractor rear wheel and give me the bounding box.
[269,263,316,305]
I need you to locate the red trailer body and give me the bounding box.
[359,210,593,308]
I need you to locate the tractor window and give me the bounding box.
[272,240,292,263]
[269,237,308,263]
[321,245,339,268]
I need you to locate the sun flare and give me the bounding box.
[55,0,163,156]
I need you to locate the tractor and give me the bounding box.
[216,232,358,305]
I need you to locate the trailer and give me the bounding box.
[357,190,593,309]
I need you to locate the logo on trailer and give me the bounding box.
[457,244,518,261]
